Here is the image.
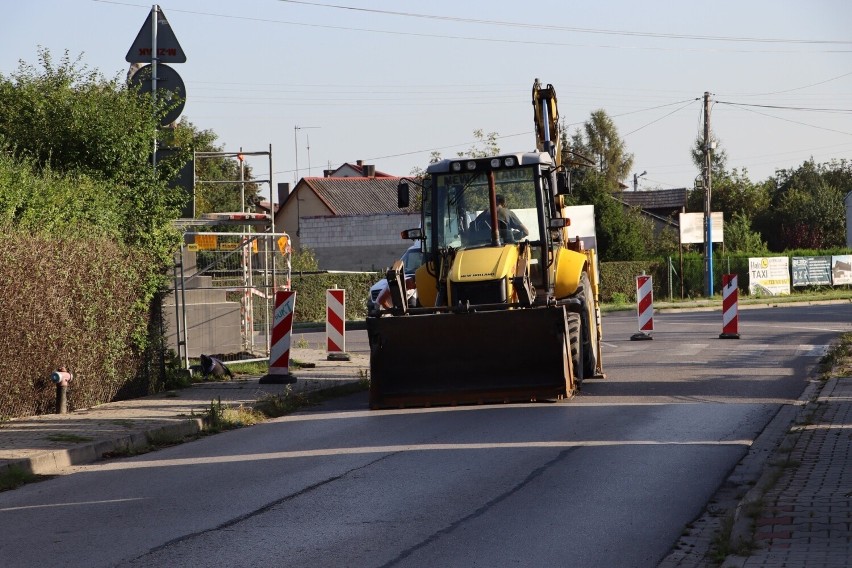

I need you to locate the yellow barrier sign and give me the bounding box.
[194,234,218,251]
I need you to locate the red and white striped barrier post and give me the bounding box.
[631,274,654,341]
[259,290,297,384]
[720,274,741,339]
[326,289,350,361]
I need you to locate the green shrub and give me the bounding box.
[289,272,379,322]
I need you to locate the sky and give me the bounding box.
[3,0,851,199]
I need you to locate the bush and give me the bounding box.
[289,271,379,322]
[0,227,153,419]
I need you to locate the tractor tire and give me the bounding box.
[577,271,598,377]
[567,311,583,384]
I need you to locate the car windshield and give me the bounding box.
[402,248,423,273]
[425,166,540,252]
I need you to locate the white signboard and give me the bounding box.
[513,205,597,250]
[832,255,852,285]
[749,257,791,296]
[679,212,724,245]
[565,204,597,251]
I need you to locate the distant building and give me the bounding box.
[614,187,689,235]
[322,159,394,179]
[274,166,420,271]
[617,188,689,219]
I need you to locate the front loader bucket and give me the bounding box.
[367,307,574,409]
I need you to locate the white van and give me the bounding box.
[367,243,423,315]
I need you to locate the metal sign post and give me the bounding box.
[126,5,187,175]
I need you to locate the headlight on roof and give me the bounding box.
[504,156,516,167]
[466,161,476,171]
[490,158,500,168]
[451,162,462,172]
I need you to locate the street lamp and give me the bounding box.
[633,170,647,192]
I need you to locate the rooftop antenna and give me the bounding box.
[294,125,320,183]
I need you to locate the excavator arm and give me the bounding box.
[532,78,562,168]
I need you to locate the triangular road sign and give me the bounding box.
[126,6,186,63]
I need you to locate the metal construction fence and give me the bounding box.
[169,231,292,368]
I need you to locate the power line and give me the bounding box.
[93,0,852,54]
[719,70,852,97]
[718,103,852,137]
[268,97,711,175]
[272,131,533,176]
[277,0,852,46]
[623,99,700,137]
[716,101,852,113]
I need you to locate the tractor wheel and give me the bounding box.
[577,272,598,377]
[567,311,583,384]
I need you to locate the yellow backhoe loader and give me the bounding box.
[366,79,604,409]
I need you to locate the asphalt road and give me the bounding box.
[1,304,849,567]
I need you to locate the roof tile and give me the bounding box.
[302,177,418,216]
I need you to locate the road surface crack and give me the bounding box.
[379,447,579,567]
[130,452,399,561]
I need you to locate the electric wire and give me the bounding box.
[716,103,852,136]
[623,99,700,137]
[276,0,852,46]
[719,70,852,97]
[92,0,852,54]
[715,101,852,113]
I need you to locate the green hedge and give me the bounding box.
[0,227,155,420]
[290,272,379,323]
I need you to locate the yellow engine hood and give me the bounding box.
[449,245,519,283]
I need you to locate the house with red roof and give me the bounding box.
[274,163,420,271]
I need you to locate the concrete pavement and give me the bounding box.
[0,348,368,477]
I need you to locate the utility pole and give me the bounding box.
[703,91,714,297]
[633,170,647,192]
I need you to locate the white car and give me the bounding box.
[367,243,423,315]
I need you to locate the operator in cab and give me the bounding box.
[473,194,529,243]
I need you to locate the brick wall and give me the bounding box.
[300,212,419,271]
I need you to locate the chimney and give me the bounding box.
[323,169,333,178]
[277,183,290,206]
[356,159,363,167]
[363,164,376,178]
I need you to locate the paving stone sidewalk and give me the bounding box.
[720,375,852,568]
[0,348,369,477]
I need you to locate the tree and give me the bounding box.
[567,170,654,261]
[168,119,259,215]
[686,167,770,222]
[755,159,849,250]
[409,130,500,177]
[0,49,183,186]
[0,48,186,266]
[457,129,500,158]
[724,212,768,253]
[690,133,728,183]
[570,110,633,189]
